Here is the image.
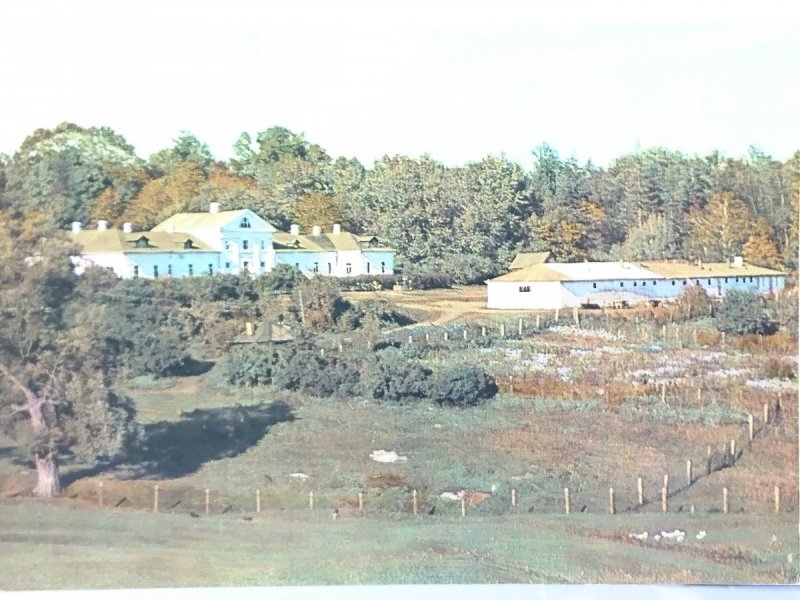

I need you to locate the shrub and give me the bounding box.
[769,288,798,340]
[715,290,776,335]
[429,363,498,407]
[400,263,451,290]
[364,348,431,402]
[674,284,713,320]
[270,340,361,397]
[218,344,277,386]
[336,274,400,291]
[254,264,304,294]
[764,357,797,380]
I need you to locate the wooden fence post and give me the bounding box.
[692,329,698,345]
[518,318,524,337]
[729,439,736,466]
[320,348,325,358]
[573,307,580,327]
[663,474,669,497]
[205,488,210,515]
[637,477,644,506]
[555,309,560,322]
[443,331,448,342]
[500,323,505,338]
[309,491,314,510]
[256,489,261,513]
[412,489,417,515]
[425,333,430,343]
[721,332,726,348]
[461,496,466,518]
[463,329,468,341]
[511,488,517,507]
[358,491,363,513]
[775,486,781,513]
[707,444,713,475]
[686,460,693,486]
[661,487,668,513]
[661,383,667,404]
[408,335,413,345]
[564,488,570,514]
[723,487,729,514]
[763,403,769,427]
[536,314,541,329]
[609,487,615,514]
[98,481,104,508]
[153,484,159,514]
[338,342,343,353]
[481,326,487,337]
[748,414,754,442]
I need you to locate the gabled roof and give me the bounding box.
[152,209,276,232]
[641,262,785,278]
[71,230,215,254]
[508,252,550,270]
[273,231,392,252]
[488,263,567,282]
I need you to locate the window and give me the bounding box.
[346,263,352,275]
[260,241,265,250]
[224,240,229,250]
[653,281,657,285]
[260,262,265,268]
[519,286,531,292]
[707,279,711,285]
[225,262,231,269]
[694,279,699,285]
[619,282,624,287]
[592,282,597,289]
[188,264,194,276]
[168,264,172,276]
[243,261,249,273]
[381,262,386,273]
[240,218,251,228]
[242,240,249,250]
[134,236,150,248]
[682,280,687,285]
[295,263,299,268]
[724,277,728,283]
[367,263,370,274]
[328,263,332,274]
[672,280,676,286]
[208,264,213,275]
[183,239,194,250]
[153,265,158,278]
[313,262,319,273]
[642,281,646,286]
[735,277,739,282]
[133,265,139,279]
[633,281,637,287]
[749,277,754,283]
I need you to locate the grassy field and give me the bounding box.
[0,502,795,588]
[0,305,797,587]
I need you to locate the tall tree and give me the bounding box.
[742,218,782,268]
[685,192,753,261]
[0,219,137,497]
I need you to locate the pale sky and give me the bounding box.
[1,0,799,169]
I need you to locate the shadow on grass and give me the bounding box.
[60,401,295,485]
[128,401,295,479]
[171,358,215,377]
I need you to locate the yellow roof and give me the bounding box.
[508,252,550,270]
[488,263,567,282]
[273,231,388,252]
[72,230,214,253]
[152,210,257,232]
[640,261,785,278]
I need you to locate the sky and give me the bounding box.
[1,0,799,169]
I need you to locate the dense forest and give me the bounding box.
[0,122,797,284]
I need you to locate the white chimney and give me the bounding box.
[71,222,82,233]
[732,256,744,267]
[97,220,108,232]
[290,224,300,236]
[123,222,133,233]
[311,225,321,236]
[332,223,341,234]
[209,202,220,214]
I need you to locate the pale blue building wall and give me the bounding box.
[127,252,221,279]
[562,274,785,302]
[363,250,395,275]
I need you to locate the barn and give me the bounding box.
[485,258,786,310]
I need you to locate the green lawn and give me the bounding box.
[0,502,795,589]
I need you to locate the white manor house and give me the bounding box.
[70,203,396,279]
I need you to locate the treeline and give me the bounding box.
[0,122,797,283]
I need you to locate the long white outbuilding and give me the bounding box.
[485,259,786,310]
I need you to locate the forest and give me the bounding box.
[0,122,797,286]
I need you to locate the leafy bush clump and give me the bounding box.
[363,348,431,402]
[218,345,277,386]
[715,290,776,335]
[429,364,498,407]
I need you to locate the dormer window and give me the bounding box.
[368,237,380,247]
[183,239,195,250]
[242,240,249,250]
[240,217,251,229]
[133,236,150,248]
[292,240,301,248]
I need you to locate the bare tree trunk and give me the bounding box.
[33,451,61,498]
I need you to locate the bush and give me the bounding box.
[336,274,400,291]
[218,344,277,386]
[400,263,451,290]
[674,284,714,320]
[254,264,304,294]
[364,348,432,402]
[270,340,361,397]
[428,363,498,407]
[715,290,776,335]
[769,288,798,340]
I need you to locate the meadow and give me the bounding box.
[0,298,797,588]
